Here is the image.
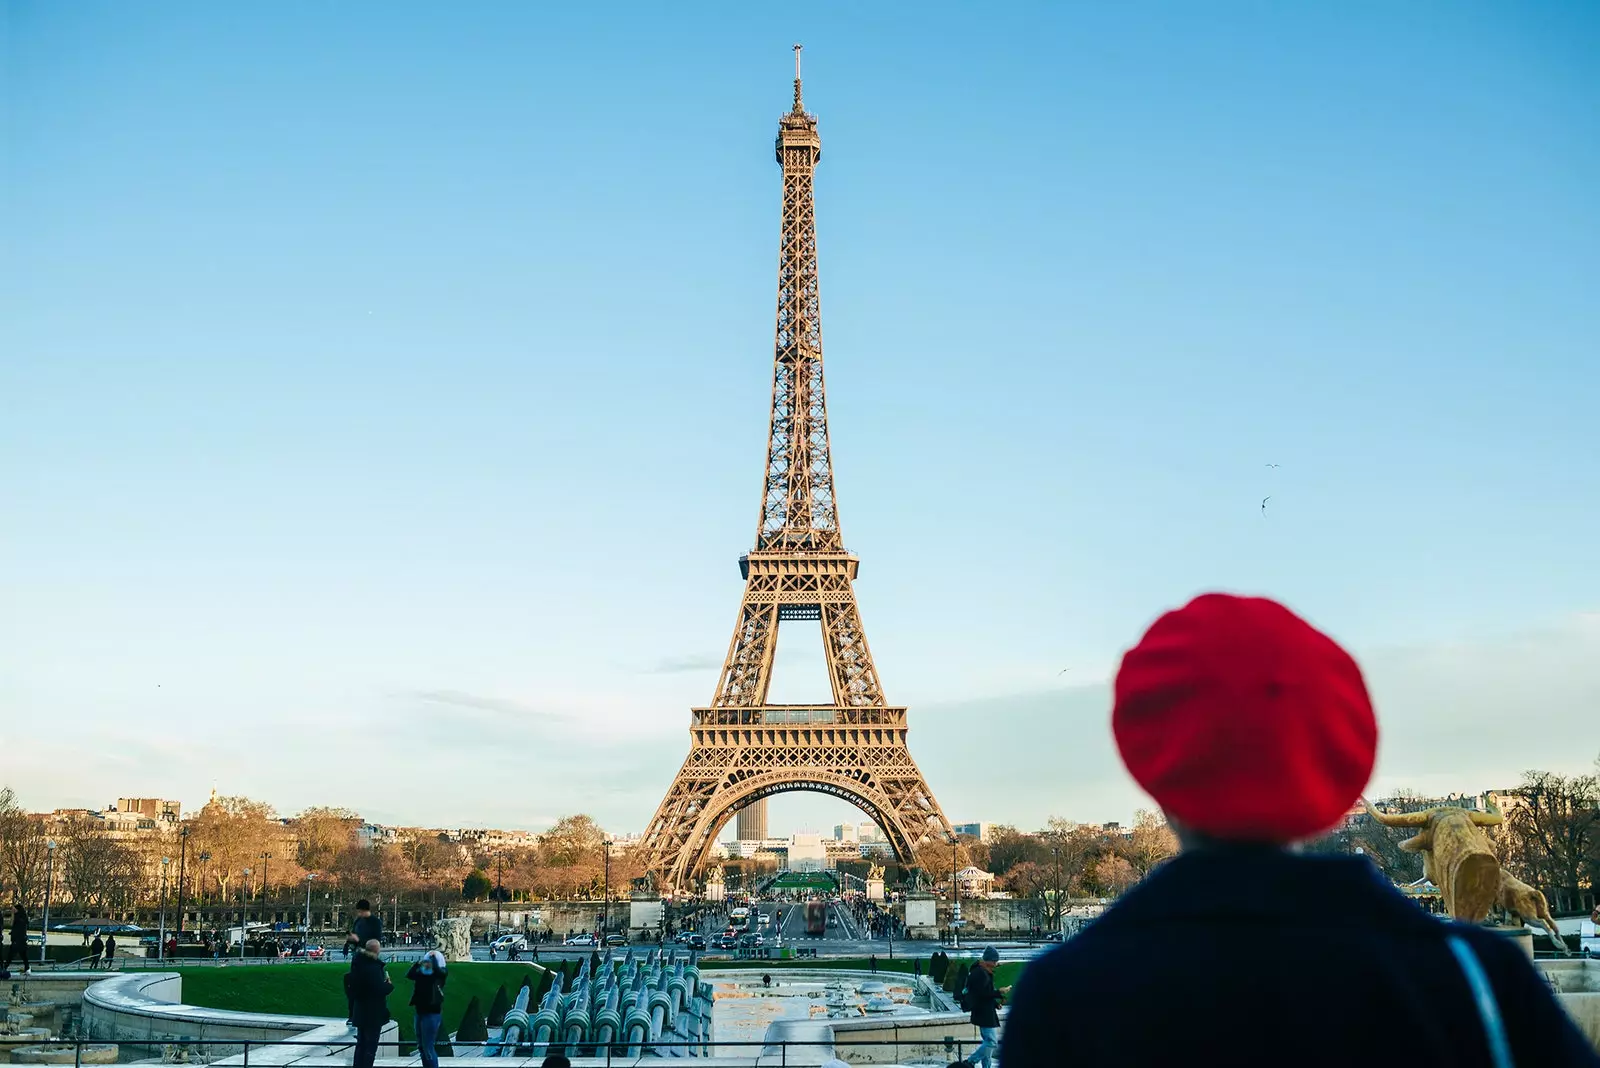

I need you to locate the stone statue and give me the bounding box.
[433,916,473,963]
[867,863,885,882]
[1495,872,1568,951]
[1362,800,1569,955]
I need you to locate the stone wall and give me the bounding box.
[77,971,398,1064]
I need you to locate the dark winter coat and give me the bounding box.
[351,914,382,948]
[1001,848,1599,1068]
[964,963,1002,1028]
[405,960,447,1014]
[8,908,26,943]
[347,949,393,1028]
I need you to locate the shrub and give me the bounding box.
[454,995,488,1044]
[486,985,511,1027]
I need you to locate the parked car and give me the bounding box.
[491,933,529,953]
[1580,919,1597,958]
[563,933,596,947]
[603,933,627,947]
[280,944,326,960]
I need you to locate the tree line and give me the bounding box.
[0,789,645,914]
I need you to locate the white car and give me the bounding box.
[491,934,528,952]
[563,933,596,947]
[1580,920,1597,959]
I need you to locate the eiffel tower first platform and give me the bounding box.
[640,48,954,893]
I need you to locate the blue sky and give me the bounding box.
[2,3,1596,836]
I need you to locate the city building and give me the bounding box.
[735,799,768,841]
[833,823,858,843]
[116,798,182,823]
[788,832,826,873]
[951,822,996,843]
[822,839,860,868]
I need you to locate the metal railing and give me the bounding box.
[14,1035,985,1066]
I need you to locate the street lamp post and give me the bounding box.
[1051,845,1061,938]
[260,852,271,929]
[175,826,190,944]
[602,840,611,939]
[304,874,316,939]
[240,868,251,958]
[158,857,171,960]
[39,840,56,964]
[949,834,960,950]
[494,853,504,935]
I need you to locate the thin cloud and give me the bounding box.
[642,654,722,675]
[411,689,575,721]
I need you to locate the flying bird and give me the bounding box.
[1261,496,1271,515]
[1265,463,1280,469]
[1058,668,1071,675]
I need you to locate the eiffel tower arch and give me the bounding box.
[640,48,954,893]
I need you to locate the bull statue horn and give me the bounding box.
[1362,798,1430,828]
[1467,809,1504,827]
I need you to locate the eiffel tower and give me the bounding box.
[640,47,954,892]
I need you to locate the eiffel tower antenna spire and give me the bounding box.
[640,51,954,894]
[792,43,804,113]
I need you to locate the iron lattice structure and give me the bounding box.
[640,49,954,893]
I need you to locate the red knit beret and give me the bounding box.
[1112,593,1377,842]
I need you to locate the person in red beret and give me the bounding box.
[1000,593,1597,1068]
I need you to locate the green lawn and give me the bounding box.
[769,872,838,890]
[178,962,547,1044]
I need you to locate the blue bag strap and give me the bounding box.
[1447,934,1514,1068]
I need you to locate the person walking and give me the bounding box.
[405,949,447,1068]
[5,902,30,975]
[961,947,1003,1068]
[1000,592,1599,1068]
[348,939,392,1068]
[89,933,105,969]
[103,931,117,968]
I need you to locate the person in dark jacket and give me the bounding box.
[89,933,105,969]
[1001,593,1599,1068]
[345,900,383,1023]
[5,903,30,974]
[962,946,1004,1067]
[348,939,392,1068]
[405,949,447,1068]
[103,932,117,967]
[347,899,383,951]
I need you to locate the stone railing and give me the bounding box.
[78,971,396,1065]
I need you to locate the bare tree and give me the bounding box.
[188,795,281,898]
[1501,770,1600,913]
[57,816,142,913]
[1091,854,1138,897]
[1122,810,1179,877]
[291,807,360,872]
[0,787,49,908]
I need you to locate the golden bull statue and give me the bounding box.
[1362,799,1568,954]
